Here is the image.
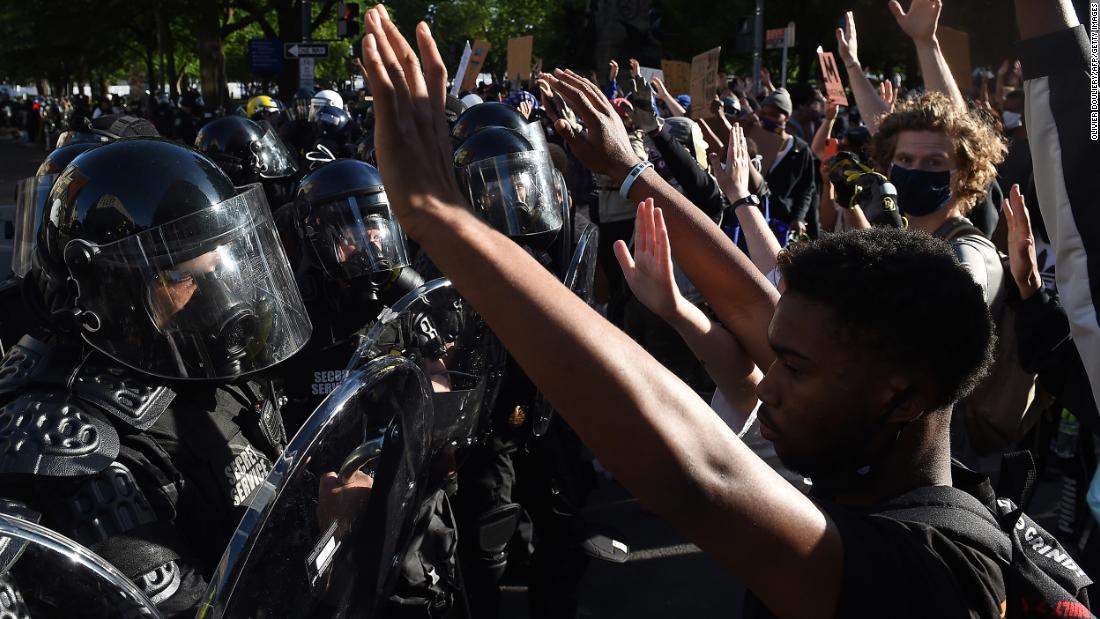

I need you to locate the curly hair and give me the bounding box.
[870,92,1006,215]
[777,228,996,409]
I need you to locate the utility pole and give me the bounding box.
[751,0,763,96]
[300,0,315,92]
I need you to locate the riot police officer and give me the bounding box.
[194,115,301,208]
[0,139,311,615]
[272,157,423,433]
[450,102,595,619]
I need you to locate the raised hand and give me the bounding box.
[628,57,641,77]
[889,0,942,44]
[1002,183,1043,300]
[609,59,620,81]
[836,11,859,66]
[357,5,464,240]
[877,79,896,112]
[613,198,683,320]
[519,98,533,119]
[543,69,642,179]
[711,124,752,202]
[651,76,669,98]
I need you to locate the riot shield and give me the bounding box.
[347,278,506,448]
[199,355,434,619]
[562,223,599,306]
[0,506,161,618]
[532,224,599,436]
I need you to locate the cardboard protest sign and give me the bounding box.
[660,60,691,97]
[689,46,721,119]
[461,40,490,91]
[816,47,849,106]
[937,26,972,92]
[638,66,664,85]
[747,124,787,173]
[506,36,534,82]
[451,41,473,97]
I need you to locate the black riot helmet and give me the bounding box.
[452,120,563,250]
[195,116,298,185]
[36,139,311,380]
[312,104,350,137]
[14,116,159,281]
[450,101,547,152]
[11,142,105,278]
[290,158,410,284]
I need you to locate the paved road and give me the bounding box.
[0,138,46,201]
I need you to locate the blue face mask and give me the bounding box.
[889,165,952,217]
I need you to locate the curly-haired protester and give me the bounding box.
[353,6,1091,617]
[870,91,1008,308]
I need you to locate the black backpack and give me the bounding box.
[884,455,1093,618]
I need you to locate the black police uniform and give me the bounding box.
[0,334,286,616]
[0,138,312,616]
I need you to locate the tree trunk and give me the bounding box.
[193,0,229,106]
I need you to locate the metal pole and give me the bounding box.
[300,0,315,92]
[751,0,764,96]
[780,44,788,88]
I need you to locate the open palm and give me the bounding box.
[889,0,941,43]
[614,198,683,320]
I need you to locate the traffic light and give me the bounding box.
[337,2,361,38]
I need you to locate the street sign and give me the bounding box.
[249,39,284,75]
[300,58,315,91]
[765,23,795,50]
[285,42,330,59]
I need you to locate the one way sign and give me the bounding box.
[284,43,329,59]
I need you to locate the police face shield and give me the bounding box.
[347,278,506,444]
[0,512,160,617]
[254,122,298,179]
[304,192,410,280]
[463,150,563,244]
[200,355,433,618]
[12,173,56,278]
[64,184,312,380]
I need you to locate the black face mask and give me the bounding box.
[889,165,952,217]
[167,272,261,376]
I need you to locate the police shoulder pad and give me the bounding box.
[70,358,177,431]
[0,390,119,477]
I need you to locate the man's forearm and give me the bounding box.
[915,39,967,109]
[665,300,763,425]
[659,92,687,117]
[844,63,890,134]
[622,167,779,369]
[731,200,782,276]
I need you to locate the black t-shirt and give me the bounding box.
[743,485,1008,618]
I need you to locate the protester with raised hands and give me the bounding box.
[1002,183,1099,436]
[355,5,1040,616]
[836,11,892,134]
[713,125,783,278]
[650,76,686,117]
[890,0,967,110]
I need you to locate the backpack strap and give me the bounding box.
[996,450,1039,515]
[936,216,985,242]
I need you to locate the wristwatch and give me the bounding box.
[731,194,761,210]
